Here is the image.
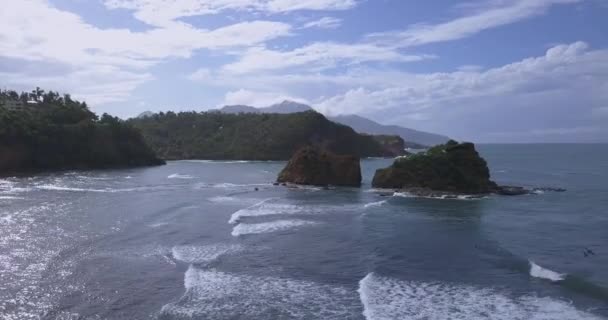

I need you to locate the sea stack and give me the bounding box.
[372,140,498,194]
[277,146,362,187]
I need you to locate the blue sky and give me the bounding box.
[1,0,607,142]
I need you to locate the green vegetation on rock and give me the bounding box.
[372,140,498,194]
[0,88,164,175]
[129,110,404,160]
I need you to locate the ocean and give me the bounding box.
[1,144,607,319]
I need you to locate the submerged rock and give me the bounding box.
[277,146,362,187]
[372,140,497,194]
[495,186,529,196]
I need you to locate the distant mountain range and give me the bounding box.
[215,101,313,115]
[210,101,450,147]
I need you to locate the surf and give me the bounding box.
[358,272,603,320]
[231,219,320,237]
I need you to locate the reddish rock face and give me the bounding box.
[277,146,362,187]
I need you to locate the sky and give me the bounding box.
[1,0,607,143]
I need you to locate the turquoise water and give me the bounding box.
[0,144,607,319]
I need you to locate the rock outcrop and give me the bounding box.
[277,146,362,187]
[371,135,408,157]
[372,140,567,196]
[372,140,497,194]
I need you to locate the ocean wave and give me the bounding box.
[231,219,320,237]
[0,180,32,194]
[208,196,264,205]
[160,267,359,318]
[358,273,601,320]
[364,200,387,209]
[168,173,194,179]
[172,244,243,264]
[36,184,117,193]
[35,184,174,194]
[212,182,269,189]
[393,192,486,200]
[529,261,566,282]
[229,199,322,224]
[0,196,24,200]
[181,160,262,164]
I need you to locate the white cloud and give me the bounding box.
[367,0,581,48]
[222,43,434,74]
[0,1,291,68]
[301,17,342,29]
[221,89,308,107]
[313,42,607,115]
[104,0,356,26]
[0,0,291,105]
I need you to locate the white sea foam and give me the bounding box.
[358,273,598,320]
[0,196,23,200]
[229,200,312,224]
[36,184,116,193]
[231,219,320,236]
[364,200,387,209]
[393,192,485,200]
[529,261,566,282]
[213,182,269,189]
[171,244,243,264]
[160,267,360,319]
[208,196,264,205]
[182,160,252,164]
[168,173,194,179]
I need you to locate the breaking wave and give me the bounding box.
[168,173,194,179]
[160,267,360,319]
[529,261,566,282]
[228,199,315,224]
[364,200,387,209]
[231,219,320,237]
[358,273,602,320]
[393,192,486,200]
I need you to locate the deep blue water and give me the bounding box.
[0,144,607,319]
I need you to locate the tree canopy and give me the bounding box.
[129,110,405,161]
[0,88,163,175]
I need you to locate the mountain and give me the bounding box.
[137,111,155,118]
[212,100,449,147]
[328,114,450,147]
[0,89,164,176]
[129,110,405,161]
[264,101,313,114]
[214,101,312,114]
[217,105,260,114]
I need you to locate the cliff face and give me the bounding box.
[277,146,361,187]
[372,140,497,194]
[131,110,405,160]
[0,89,164,176]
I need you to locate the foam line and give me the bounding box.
[358,273,600,320]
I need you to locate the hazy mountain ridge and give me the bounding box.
[210,101,449,147]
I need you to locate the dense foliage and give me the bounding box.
[0,88,163,175]
[129,110,404,160]
[372,140,498,193]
